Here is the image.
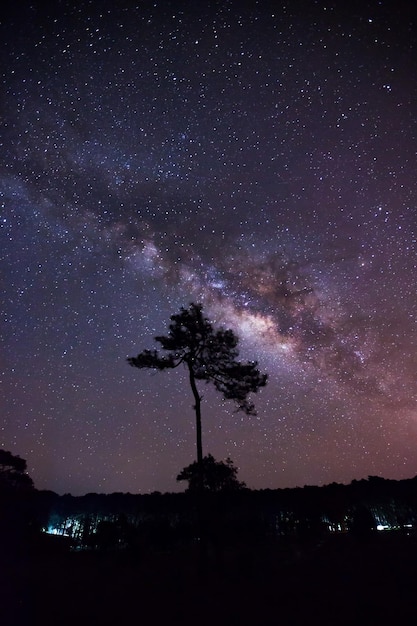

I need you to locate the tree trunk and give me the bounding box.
[188,364,203,470]
[188,363,208,574]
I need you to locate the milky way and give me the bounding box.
[1,1,417,495]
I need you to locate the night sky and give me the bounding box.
[2,1,417,496]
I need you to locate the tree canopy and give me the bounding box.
[128,303,267,475]
[0,449,34,491]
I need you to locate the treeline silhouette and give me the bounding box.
[3,460,417,626]
[32,475,417,552]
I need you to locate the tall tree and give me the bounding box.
[127,303,267,481]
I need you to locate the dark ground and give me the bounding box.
[2,532,417,626]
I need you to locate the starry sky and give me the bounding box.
[1,0,417,496]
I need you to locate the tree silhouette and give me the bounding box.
[127,303,267,485]
[0,450,35,556]
[0,449,34,491]
[177,454,246,492]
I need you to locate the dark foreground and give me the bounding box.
[2,532,417,626]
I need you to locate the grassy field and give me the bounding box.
[3,532,417,626]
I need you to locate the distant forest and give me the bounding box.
[30,475,417,551]
[2,445,417,553]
